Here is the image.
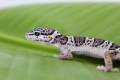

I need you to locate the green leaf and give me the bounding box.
[0,3,120,80]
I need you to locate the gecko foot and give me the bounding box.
[97,65,119,72]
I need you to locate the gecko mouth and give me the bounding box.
[39,37,53,43]
[38,39,49,42]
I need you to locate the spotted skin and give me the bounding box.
[26,27,120,72]
[33,27,55,35]
[74,36,85,46]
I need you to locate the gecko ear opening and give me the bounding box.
[48,36,53,42]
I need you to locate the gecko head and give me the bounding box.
[25,27,61,44]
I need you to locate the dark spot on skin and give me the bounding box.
[52,35,62,43]
[60,36,68,45]
[74,36,85,46]
[111,51,118,55]
[92,38,105,47]
[33,28,55,35]
[109,43,120,50]
[52,35,68,45]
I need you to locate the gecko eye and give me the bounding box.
[34,32,40,36]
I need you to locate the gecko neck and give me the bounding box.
[50,34,68,45]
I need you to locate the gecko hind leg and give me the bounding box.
[97,50,119,72]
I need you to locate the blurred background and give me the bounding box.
[0,0,120,80]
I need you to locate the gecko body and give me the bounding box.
[26,27,120,72]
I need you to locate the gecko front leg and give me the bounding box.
[54,46,73,60]
[58,50,73,60]
[97,50,119,72]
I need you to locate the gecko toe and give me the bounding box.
[97,65,106,71]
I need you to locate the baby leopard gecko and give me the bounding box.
[26,27,120,72]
